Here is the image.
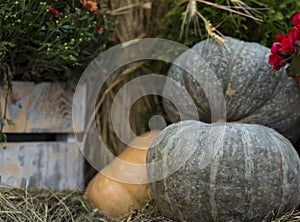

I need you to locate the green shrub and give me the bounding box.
[0,0,115,86]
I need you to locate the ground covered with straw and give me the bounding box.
[0,187,299,222]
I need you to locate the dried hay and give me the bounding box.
[0,186,175,222]
[0,187,109,222]
[100,0,152,42]
[0,187,299,222]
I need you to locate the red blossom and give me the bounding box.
[292,11,300,26]
[271,42,282,54]
[289,26,300,41]
[281,36,294,54]
[80,0,98,12]
[48,6,59,18]
[269,54,287,70]
[269,11,300,75]
[97,26,104,34]
[274,33,288,42]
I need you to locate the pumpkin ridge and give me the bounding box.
[208,124,226,221]
[224,41,275,120]
[236,76,300,138]
[258,71,287,118]
[195,37,233,93]
[162,128,180,215]
[240,125,255,218]
[268,126,300,204]
[181,68,211,119]
[238,50,285,118]
[273,130,287,210]
[223,38,246,102]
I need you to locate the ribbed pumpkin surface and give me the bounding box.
[147,120,300,222]
[163,37,300,143]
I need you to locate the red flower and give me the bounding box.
[269,11,300,79]
[274,33,288,42]
[80,0,98,12]
[269,54,287,70]
[271,42,282,54]
[281,36,294,54]
[97,26,104,34]
[292,11,300,26]
[48,6,59,18]
[289,26,300,41]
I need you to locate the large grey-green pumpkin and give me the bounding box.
[146,120,300,222]
[163,37,300,143]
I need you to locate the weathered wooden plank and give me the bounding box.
[0,142,84,190]
[0,81,86,133]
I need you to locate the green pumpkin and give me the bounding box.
[147,120,300,222]
[163,37,300,143]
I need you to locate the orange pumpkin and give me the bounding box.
[84,131,159,217]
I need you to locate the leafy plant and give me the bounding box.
[153,0,300,48]
[0,0,115,87]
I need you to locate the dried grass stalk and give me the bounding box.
[100,0,152,42]
[176,0,264,44]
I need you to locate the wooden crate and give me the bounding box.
[0,81,86,190]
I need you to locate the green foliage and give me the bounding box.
[0,0,115,86]
[159,0,300,48]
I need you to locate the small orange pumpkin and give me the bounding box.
[85,131,159,217]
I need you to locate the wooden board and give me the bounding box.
[0,81,86,133]
[0,142,84,190]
